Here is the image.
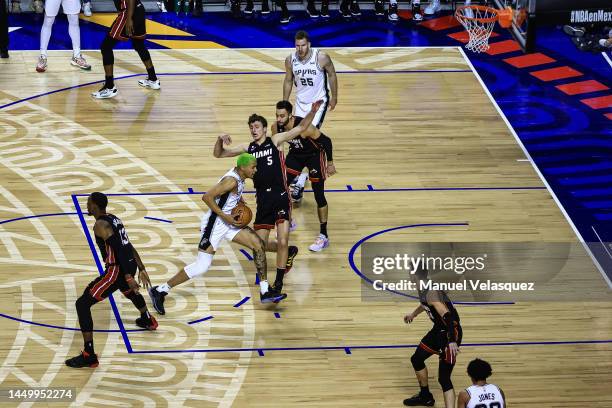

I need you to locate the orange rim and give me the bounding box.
[455,5,498,23]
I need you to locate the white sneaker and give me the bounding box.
[35,55,47,73]
[91,86,118,99]
[71,54,91,70]
[157,1,167,12]
[424,0,440,15]
[138,78,161,90]
[83,2,92,16]
[309,234,329,252]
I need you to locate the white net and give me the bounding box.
[455,6,498,53]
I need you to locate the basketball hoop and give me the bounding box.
[455,5,513,53]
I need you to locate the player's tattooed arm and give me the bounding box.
[202,177,242,227]
[319,52,338,111]
[283,55,294,101]
[272,100,322,146]
[213,134,248,158]
[93,219,113,240]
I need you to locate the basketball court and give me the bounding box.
[1,4,612,406]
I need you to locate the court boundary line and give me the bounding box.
[458,47,612,289]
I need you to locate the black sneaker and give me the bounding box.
[374,0,384,15]
[320,1,329,17]
[403,392,435,406]
[0,49,8,59]
[388,2,398,20]
[563,25,585,38]
[230,0,241,16]
[135,313,159,330]
[244,1,254,13]
[285,246,298,273]
[307,3,320,17]
[350,1,361,16]
[261,289,287,303]
[261,0,270,13]
[340,0,350,17]
[148,286,167,315]
[280,10,292,23]
[65,351,99,368]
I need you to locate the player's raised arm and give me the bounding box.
[272,100,322,146]
[283,55,294,101]
[213,134,248,158]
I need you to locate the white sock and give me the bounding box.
[157,283,171,293]
[67,14,81,58]
[259,280,269,294]
[296,173,308,188]
[40,15,55,57]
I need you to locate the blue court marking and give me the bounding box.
[187,187,194,193]
[188,315,214,325]
[72,186,545,197]
[344,347,352,354]
[239,249,254,261]
[0,70,470,111]
[347,223,516,306]
[233,296,251,308]
[0,212,78,225]
[143,216,173,223]
[0,312,146,333]
[128,338,612,355]
[367,185,374,191]
[274,312,281,319]
[72,195,133,353]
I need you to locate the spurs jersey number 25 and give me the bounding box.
[292,48,328,104]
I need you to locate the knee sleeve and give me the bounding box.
[410,349,428,372]
[132,39,151,62]
[75,293,97,332]
[123,289,146,309]
[438,360,455,392]
[184,251,213,279]
[312,180,327,208]
[101,36,115,66]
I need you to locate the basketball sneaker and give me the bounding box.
[138,78,161,90]
[65,350,99,368]
[244,1,254,13]
[307,3,320,18]
[280,11,292,23]
[320,0,329,17]
[148,286,166,315]
[0,48,8,59]
[91,86,118,99]
[412,1,422,20]
[403,392,435,406]
[424,0,440,15]
[135,312,159,330]
[71,54,91,70]
[340,0,350,18]
[374,0,384,15]
[260,288,287,303]
[350,1,360,16]
[157,0,168,11]
[83,1,92,16]
[285,245,298,273]
[388,2,398,20]
[309,234,329,252]
[290,183,304,203]
[35,55,47,73]
[261,0,270,13]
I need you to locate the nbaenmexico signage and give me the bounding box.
[536,0,612,25]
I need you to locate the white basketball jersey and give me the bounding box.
[465,384,504,408]
[292,48,328,105]
[215,168,244,215]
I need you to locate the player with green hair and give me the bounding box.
[149,151,287,313]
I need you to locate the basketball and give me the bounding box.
[231,202,252,227]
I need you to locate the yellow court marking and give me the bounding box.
[147,39,226,49]
[80,13,194,36]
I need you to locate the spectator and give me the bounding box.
[564,24,612,53]
[1,0,8,58]
[32,0,43,13]
[599,28,612,49]
[10,0,20,13]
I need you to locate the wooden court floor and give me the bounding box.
[0,48,611,407]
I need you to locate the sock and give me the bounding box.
[259,280,269,294]
[84,340,94,354]
[420,385,431,395]
[146,66,157,81]
[67,14,81,58]
[274,268,285,286]
[105,76,114,89]
[296,173,308,188]
[157,283,171,294]
[320,222,328,237]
